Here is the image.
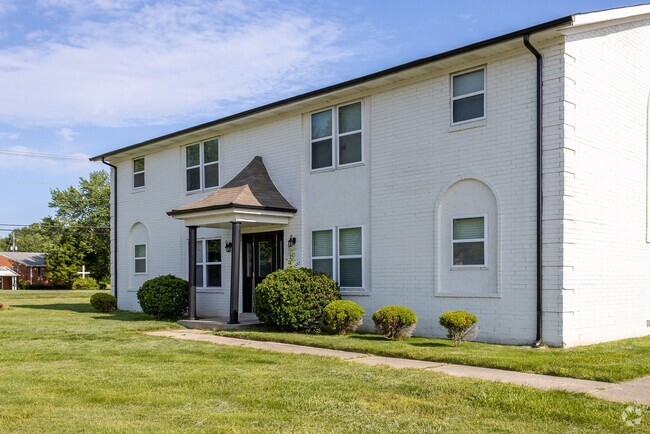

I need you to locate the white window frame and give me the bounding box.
[310,225,365,290]
[185,138,220,193]
[134,243,147,274]
[311,228,336,281]
[310,100,364,171]
[338,225,364,290]
[451,214,487,268]
[450,66,486,125]
[196,238,222,289]
[133,156,145,189]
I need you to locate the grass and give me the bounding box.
[215,328,650,383]
[0,290,644,433]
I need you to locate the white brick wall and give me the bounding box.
[108,17,650,346]
[561,18,650,346]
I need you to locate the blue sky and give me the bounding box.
[0,0,643,226]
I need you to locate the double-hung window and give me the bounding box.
[451,67,485,124]
[311,101,362,170]
[134,244,147,274]
[133,157,145,188]
[311,226,363,289]
[452,215,486,267]
[186,138,219,192]
[196,239,222,288]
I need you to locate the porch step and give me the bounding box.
[178,314,262,331]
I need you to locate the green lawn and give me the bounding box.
[0,291,644,433]
[216,329,650,383]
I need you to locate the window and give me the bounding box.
[36,267,42,278]
[311,226,363,289]
[312,230,334,277]
[133,157,145,188]
[196,239,222,288]
[134,244,147,274]
[452,216,486,267]
[451,68,485,124]
[339,227,362,288]
[311,101,362,170]
[186,138,219,192]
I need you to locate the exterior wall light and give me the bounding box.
[287,235,297,248]
[225,241,232,253]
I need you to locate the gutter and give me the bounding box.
[101,158,118,305]
[523,35,544,347]
[90,15,573,161]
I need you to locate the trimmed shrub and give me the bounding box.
[90,293,117,313]
[439,310,479,346]
[372,305,418,340]
[137,274,189,320]
[254,267,340,332]
[323,300,364,335]
[72,277,99,291]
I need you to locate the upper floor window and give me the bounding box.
[134,244,147,274]
[133,157,145,188]
[311,101,362,170]
[186,138,219,192]
[196,239,222,288]
[452,215,486,267]
[451,67,485,124]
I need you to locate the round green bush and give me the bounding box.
[137,274,189,320]
[72,277,99,291]
[90,292,117,313]
[254,267,340,332]
[439,310,478,346]
[323,300,365,335]
[372,305,418,340]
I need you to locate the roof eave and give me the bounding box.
[90,14,574,162]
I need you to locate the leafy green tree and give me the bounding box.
[0,223,49,252]
[45,171,110,284]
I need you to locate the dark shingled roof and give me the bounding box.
[168,156,297,216]
[0,252,46,267]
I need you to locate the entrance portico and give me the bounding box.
[167,156,297,324]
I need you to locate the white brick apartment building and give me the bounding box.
[91,5,650,347]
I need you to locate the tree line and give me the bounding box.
[0,170,110,286]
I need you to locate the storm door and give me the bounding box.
[242,231,283,313]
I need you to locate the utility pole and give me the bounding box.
[10,232,17,251]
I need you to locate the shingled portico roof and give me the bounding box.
[167,156,296,228]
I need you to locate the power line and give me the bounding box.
[0,149,88,161]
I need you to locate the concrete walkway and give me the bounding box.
[147,329,650,406]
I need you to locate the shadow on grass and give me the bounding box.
[12,303,92,313]
[12,303,157,322]
[408,341,453,348]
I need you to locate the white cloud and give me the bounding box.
[0,145,93,172]
[0,131,19,140]
[0,1,358,127]
[56,127,78,141]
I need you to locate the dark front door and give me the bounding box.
[242,231,283,313]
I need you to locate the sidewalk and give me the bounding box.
[147,329,650,406]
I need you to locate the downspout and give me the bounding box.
[523,34,543,347]
[101,158,118,304]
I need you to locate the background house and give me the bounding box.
[91,5,650,347]
[0,252,48,289]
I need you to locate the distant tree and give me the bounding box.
[46,170,110,284]
[0,223,49,252]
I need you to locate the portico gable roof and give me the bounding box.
[167,156,296,227]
